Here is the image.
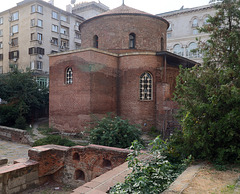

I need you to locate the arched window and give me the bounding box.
[93,35,98,48]
[192,18,198,27]
[129,33,136,49]
[203,16,210,25]
[187,42,199,58]
[140,72,152,101]
[66,67,73,84]
[173,44,183,56]
[161,37,164,51]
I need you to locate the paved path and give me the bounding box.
[0,139,31,164]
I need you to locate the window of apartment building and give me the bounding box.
[29,47,45,55]
[31,33,35,40]
[129,33,136,49]
[12,12,19,21]
[36,77,48,88]
[37,5,43,14]
[0,17,3,25]
[11,24,18,33]
[60,15,68,22]
[52,24,58,32]
[167,32,172,38]
[52,11,58,20]
[61,39,69,48]
[31,5,43,13]
[11,38,18,47]
[60,26,69,35]
[31,19,35,27]
[0,42,2,49]
[192,18,198,27]
[0,54,3,61]
[37,61,42,70]
[193,29,198,35]
[37,19,43,27]
[9,50,19,59]
[30,61,43,70]
[75,21,80,27]
[66,67,73,84]
[51,37,58,45]
[140,72,153,101]
[203,16,210,25]
[31,5,36,13]
[37,33,43,41]
[161,37,164,51]
[187,42,199,58]
[167,23,172,31]
[0,29,3,37]
[75,32,81,39]
[0,66,2,74]
[75,43,81,50]
[173,44,183,56]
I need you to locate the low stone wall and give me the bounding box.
[0,160,39,194]
[0,144,130,193]
[0,125,30,144]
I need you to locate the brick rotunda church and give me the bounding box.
[49,3,196,135]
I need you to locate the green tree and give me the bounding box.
[173,0,240,164]
[0,69,49,129]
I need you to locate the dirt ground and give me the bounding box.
[183,164,240,194]
[19,181,74,194]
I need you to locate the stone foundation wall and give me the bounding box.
[0,125,30,144]
[0,160,39,194]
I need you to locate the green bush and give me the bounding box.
[89,113,142,148]
[33,135,76,147]
[110,136,189,193]
[14,116,27,130]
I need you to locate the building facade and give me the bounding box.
[49,4,196,135]
[0,0,84,86]
[158,3,217,64]
[71,1,109,20]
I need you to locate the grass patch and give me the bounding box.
[33,135,76,147]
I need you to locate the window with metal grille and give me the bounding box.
[66,67,73,84]
[140,72,152,100]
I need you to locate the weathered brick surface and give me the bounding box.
[49,51,118,133]
[49,5,185,134]
[80,14,168,52]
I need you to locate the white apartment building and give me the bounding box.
[158,3,217,64]
[0,0,84,86]
[71,1,109,20]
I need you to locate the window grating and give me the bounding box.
[66,67,73,84]
[140,72,152,100]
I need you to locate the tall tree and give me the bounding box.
[173,0,240,164]
[0,69,48,129]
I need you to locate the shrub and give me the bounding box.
[89,113,142,148]
[14,116,27,130]
[110,136,189,193]
[33,135,76,147]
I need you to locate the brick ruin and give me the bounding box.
[0,144,129,193]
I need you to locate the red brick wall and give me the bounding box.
[80,15,168,52]
[118,54,161,131]
[49,50,118,132]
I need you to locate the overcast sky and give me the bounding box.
[0,0,211,14]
